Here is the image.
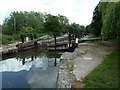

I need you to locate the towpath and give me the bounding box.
[57,40,116,88]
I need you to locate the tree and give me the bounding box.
[91,3,102,37]
[44,14,61,35]
[58,14,69,34]
[100,2,120,39]
[2,11,45,35]
[67,23,85,37]
[20,26,35,34]
[86,24,93,34]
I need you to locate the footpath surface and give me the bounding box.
[57,41,116,88]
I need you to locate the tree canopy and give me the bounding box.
[86,2,120,40]
[2,11,85,37]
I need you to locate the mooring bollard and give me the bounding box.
[53,34,57,50]
[30,34,33,40]
[20,34,24,43]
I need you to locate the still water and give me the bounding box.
[0,45,63,88]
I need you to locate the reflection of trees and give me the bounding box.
[54,58,56,66]
[20,55,58,67]
[2,45,61,67]
[2,45,62,61]
[21,56,34,65]
[2,46,46,60]
[31,56,34,61]
[22,58,26,65]
[21,55,34,65]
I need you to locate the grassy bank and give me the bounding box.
[83,49,119,88]
[2,33,54,44]
[88,41,105,45]
[1,33,66,44]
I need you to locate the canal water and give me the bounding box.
[0,45,63,88]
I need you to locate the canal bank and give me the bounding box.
[57,41,116,88]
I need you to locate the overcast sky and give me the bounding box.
[0,0,100,26]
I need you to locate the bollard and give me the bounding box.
[20,34,24,43]
[53,34,57,50]
[34,34,37,39]
[34,34,37,45]
[30,34,33,40]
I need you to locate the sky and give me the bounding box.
[0,0,100,26]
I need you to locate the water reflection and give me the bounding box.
[1,45,62,88]
[26,67,58,88]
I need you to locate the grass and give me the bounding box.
[88,41,105,45]
[87,36,97,39]
[109,39,120,46]
[87,36,102,39]
[83,50,119,88]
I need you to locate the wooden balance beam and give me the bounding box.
[17,35,49,50]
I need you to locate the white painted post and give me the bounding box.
[68,44,72,47]
[75,38,78,44]
[26,37,29,42]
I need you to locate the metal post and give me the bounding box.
[20,34,24,43]
[68,33,71,48]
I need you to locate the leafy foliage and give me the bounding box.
[44,14,61,35]
[20,26,36,34]
[1,11,86,44]
[2,11,44,35]
[100,2,119,39]
[89,2,120,40]
[67,23,85,36]
[91,4,102,37]
[2,34,19,44]
[86,24,94,34]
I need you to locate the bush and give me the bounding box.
[2,34,19,44]
[2,35,13,44]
